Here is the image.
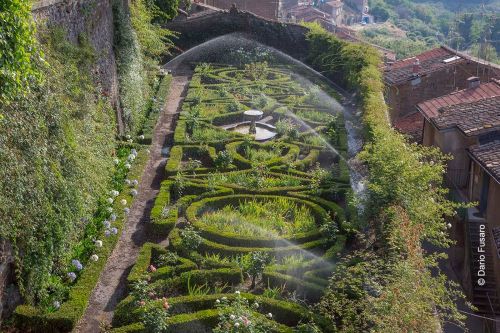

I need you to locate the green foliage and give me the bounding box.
[363,0,500,58]
[179,226,202,252]
[198,198,317,238]
[214,150,233,169]
[155,252,179,268]
[241,252,273,289]
[213,292,276,333]
[0,0,40,106]
[1,26,115,305]
[306,23,466,331]
[113,0,176,134]
[142,306,169,333]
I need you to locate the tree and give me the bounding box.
[152,0,180,20]
[243,252,272,289]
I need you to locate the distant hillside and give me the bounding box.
[360,0,500,59]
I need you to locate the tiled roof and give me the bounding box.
[469,141,500,184]
[417,80,500,119]
[325,1,343,7]
[431,96,500,136]
[384,47,464,85]
[393,112,424,143]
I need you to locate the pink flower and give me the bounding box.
[242,316,250,326]
[163,300,170,310]
[148,265,157,272]
[138,300,145,306]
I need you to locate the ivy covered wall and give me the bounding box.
[0,0,175,319]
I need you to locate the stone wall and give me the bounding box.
[166,10,310,62]
[0,240,20,321]
[32,0,124,133]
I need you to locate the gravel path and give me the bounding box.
[75,74,189,333]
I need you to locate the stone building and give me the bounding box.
[384,46,500,142]
[199,0,298,20]
[417,79,500,313]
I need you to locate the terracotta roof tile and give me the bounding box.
[417,81,500,119]
[469,141,500,183]
[432,96,500,136]
[384,47,464,85]
[393,112,424,143]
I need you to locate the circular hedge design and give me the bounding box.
[186,194,328,247]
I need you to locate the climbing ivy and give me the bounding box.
[113,0,176,135]
[0,0,40,106]
[0,27,115,305]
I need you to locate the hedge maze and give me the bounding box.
[111,63,352,332]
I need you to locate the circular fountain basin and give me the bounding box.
[243,109,264,118]
[226,122,277,141]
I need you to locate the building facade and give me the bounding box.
[417,79,500,313]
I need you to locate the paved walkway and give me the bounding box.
[75,74,189,332]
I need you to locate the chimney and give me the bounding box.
[467,76,480,89]
[412,58,420,74]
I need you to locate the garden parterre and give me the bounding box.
[111,63,352,332]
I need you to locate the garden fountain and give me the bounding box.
[223,109,278,141]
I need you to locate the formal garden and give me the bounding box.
[108,62,353,332]
[3,0,468,329]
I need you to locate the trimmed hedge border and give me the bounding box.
[139,74,172,144]
[185,194,328,247]
[149,180,177,237]
[14,148,150,333]
[225,141,301,169]
[165,145,217,176]
[114,293,332,331]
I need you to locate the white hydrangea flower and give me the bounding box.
[90,254,99,262]
[107,197,114,204]
[131,149,138,156]
[125,179,131,185]
[107,207,113,213]
[235,290,240,295]
[230,314,236,320]
[130,189,138,196]
[138,135,144,140]
[114,159,120,165]
[132,179,139,186]
[110,227,118,235]
[110,214,117,222]
[234,322,240,328]
[124,163,131,169]
[216,299,220,303]
[266,313,273,319]
[67,272,77,282]
[128,154,135,161]
[95,240,103,248]
[124,207,130,214]
[53,301,60,309]
[126,134,131,140]
[120,199,127,206]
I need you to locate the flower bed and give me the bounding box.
[15,145,150,332]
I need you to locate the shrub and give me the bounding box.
[179,226,202,252]
[214,150,233,169]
